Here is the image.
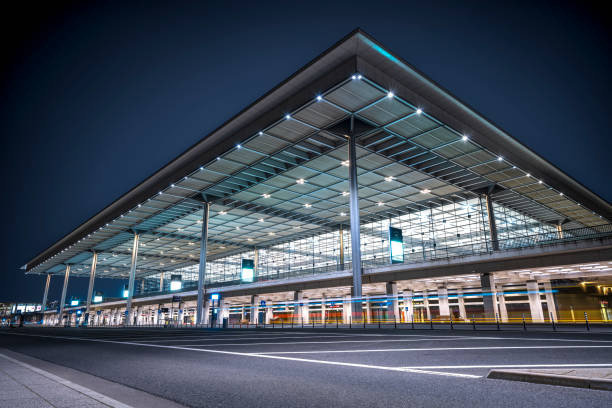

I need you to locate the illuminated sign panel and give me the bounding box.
[389,227,404,264]
[241,259,255,283]
[123,284,129,298]
[170,274,182,291]
[210,293,220,301]
[70,299,79,306]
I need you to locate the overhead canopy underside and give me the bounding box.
[24,29,612,279]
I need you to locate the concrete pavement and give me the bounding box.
[1,327,612,407]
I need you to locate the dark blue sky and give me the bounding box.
[1,1,610,303]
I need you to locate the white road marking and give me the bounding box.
[255,345,612,354]
[399,363,612,369]
[0,352,133,408]
[0,332,480,379]
[138,334,469,344]
[173,337,476,347]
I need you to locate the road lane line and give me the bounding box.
[172,337,479,347]
[254,345,612,354]
[137,334,468,344]
[0,332,480,379]
[398,363,612,369]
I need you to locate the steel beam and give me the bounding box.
[125,234,140,325]
[58,265,70,326]
[41,273,51,312]
[348,117,363,319]
[85,252,98,314]
[196,203,210,325]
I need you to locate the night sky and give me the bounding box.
[1,1,610,303]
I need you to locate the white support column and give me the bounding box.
[178,301,185,325]
[159,272,165,292]
[196,202,210,325]
[526,280,544,322]
[437,287,450,318]
[321,295,327,324]
[125,233,140,325]
[241,306,246,322]
[343,295,351,324]
[265,305,273,324]
[542,281,558,321]
[403,291,413,323]
[480,272,497,320]
[85,252,98,315]
[456,288,467,320]
[202,300,210,325]
[386,282,399,322]
[58,265,71,326]
[364,295,372,323]
[250,295,260,324]
[497,285,508,322]
[41,273,51,313]
[219,300,229,322]
[294,291,309,324]
[423,291,431,321]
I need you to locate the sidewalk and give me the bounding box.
[488,368,612,391]
[0,351,131,408]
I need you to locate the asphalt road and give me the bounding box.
[1,327,612,408]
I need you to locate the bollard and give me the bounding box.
[522,313,527,331]
[430,317,433,330]
[394,318,397,329]
[411,314,414,330]
[585,312,590,331]
[550,312,556,331]
[495,313,500,331]
[472,314,476,330]
[336,314,339,329]
[449,314,453,330]
[378,319,381,329]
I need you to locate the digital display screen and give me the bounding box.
[241,259,255,283]
[389,227,404,263]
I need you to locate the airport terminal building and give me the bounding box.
[22,30,612,327]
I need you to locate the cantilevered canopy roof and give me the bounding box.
[23,28,612,277]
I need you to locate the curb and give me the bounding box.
[487,369,612,391]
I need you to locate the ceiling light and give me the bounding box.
[340,212,346,216]
[416,108,423,115]
[236,226,240,230]
[497,156,503,161]
[351,75,357,80]
[341,160,349,166]
[560,192,564,196]
[259,131,263,135]
[219,211,227,215]
[538,180,543,184]
[269,232,275,236]
[342,191,349,196]
[259,218,264,222]
[421,189,431,194]
[384,176,394,182]
[304,203,312,208]
[296,178,305,184]
[357,74,362,79]
[316,95,322,101]
[285,114,291,120]
[262,193,270,198]
[378,202,384,206]
[387,91,394,98]
[526,173,531,178]
[236,144,242,149]
[462,135,468,141]
[248,238,253,241]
